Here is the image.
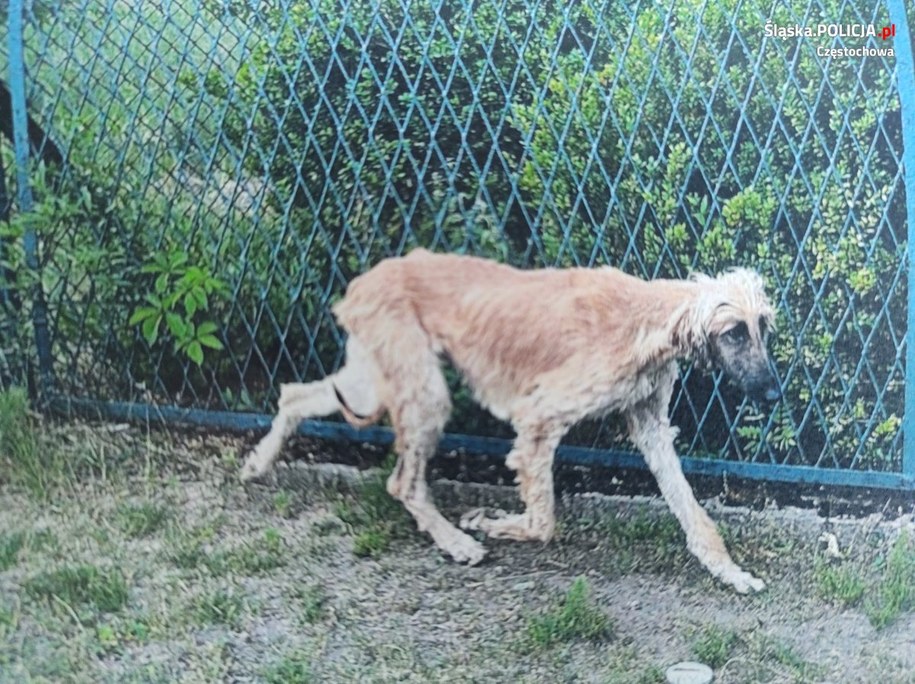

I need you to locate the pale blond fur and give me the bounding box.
[241,249,776,593]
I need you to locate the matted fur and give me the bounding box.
[241,249,779,593]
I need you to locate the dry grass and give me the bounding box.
[0,392,913,682]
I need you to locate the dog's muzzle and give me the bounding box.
[745,374,781,403]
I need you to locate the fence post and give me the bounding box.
[0,130,22,390]
[889,0,915,484]
[7,0,56,401]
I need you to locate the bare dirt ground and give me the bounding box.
[1,420,913,683]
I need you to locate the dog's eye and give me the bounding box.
[724,323,748,342]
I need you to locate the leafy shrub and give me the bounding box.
[8,0,904,469]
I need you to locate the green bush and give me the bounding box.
[8,0,904,469]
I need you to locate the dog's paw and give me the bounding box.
[725,568,766,594]
[239,453,271,482]
[446,533,487,566]
[459,507,507,531]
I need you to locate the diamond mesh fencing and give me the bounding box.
[2,0,913,487]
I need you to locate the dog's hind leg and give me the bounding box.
[239,379,338,481]
[383,344,487,565]
[460,424,563,542]
[239,336,383,481]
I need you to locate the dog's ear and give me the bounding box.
[669,303,713,368]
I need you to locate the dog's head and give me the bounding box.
[680,269,780,403]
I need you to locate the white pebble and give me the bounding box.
[665,661,714,684]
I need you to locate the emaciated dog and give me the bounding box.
[241,249,779,593]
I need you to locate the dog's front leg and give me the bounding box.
[626,406,765,594]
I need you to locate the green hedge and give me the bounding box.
[6,0,905,469]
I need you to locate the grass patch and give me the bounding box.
[174,532,287,575]
[864,531,915,629]
[192,589,246,628]
[116,502,170,538]
[0,529,57,571]
[762,637,816,676]
[94,617,153,653]
[688,627,821,681]
[228,527,287,574]
[691,624,741,669]
[264,652,312,684]
[294,584,328,624]
[0,388,64,498]
[172,525,286,577]
[600,511,683,545]
[168,519,224,570]
[0,531,26,571]
[272,490,294,518]
[814,559,866,607]
[216,528,287,575]
[335,456,412,558]
[577,510,687,573]
[24,564,128,614]
[0,389,122,496]
[742,634,823,683]
[602,645,666,683]
[312,516,345,537]
[171,539,210,570]
[352,527,392,558]
[815,530,914,629]
[523,577,612,650]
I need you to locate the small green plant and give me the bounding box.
[95,617,152,653]
[864,531,915,629]
[127,618,152,643]
[691,624,741,669]
[0,532,26,571]
[814,531,913,629]
[24,564,129,614]
[814,559,866,607]
[264,652,312,684]
[128,249,228,364]
[116,502,170,538]
[352,527,392,559]
[272,490,294,518]
[523,577,611,650]
[95,623,120,652]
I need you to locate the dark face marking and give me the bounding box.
[711,319,780,403]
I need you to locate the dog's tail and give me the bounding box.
[332,383,386,428]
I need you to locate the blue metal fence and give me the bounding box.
[2,0,913,490]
